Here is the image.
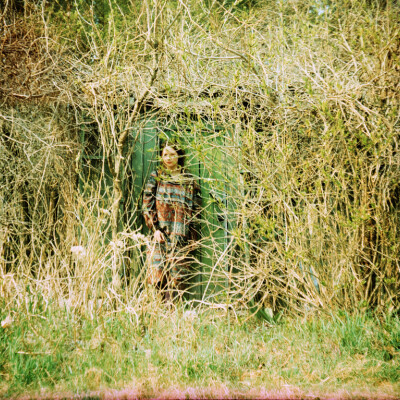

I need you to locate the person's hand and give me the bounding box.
[154,229,165,243]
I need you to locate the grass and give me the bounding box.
[1,299,399,399]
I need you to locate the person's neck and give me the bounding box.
[164,166,181,176]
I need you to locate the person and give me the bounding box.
[143,142,201,301]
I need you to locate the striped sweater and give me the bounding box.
[143,170,201,240]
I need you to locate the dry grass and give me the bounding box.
[0,0,399,326]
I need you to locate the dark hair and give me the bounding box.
[160,141,185,169]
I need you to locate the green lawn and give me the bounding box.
[1,302,399,399]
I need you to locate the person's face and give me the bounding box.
[162,146,179,170]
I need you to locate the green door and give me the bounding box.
[191,129,236,302]
[130,118,159,235]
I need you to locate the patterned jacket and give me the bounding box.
[143,170,202,240]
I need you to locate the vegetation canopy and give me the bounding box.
[1,0,399,327]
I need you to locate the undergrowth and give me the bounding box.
[1,1,400,397]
